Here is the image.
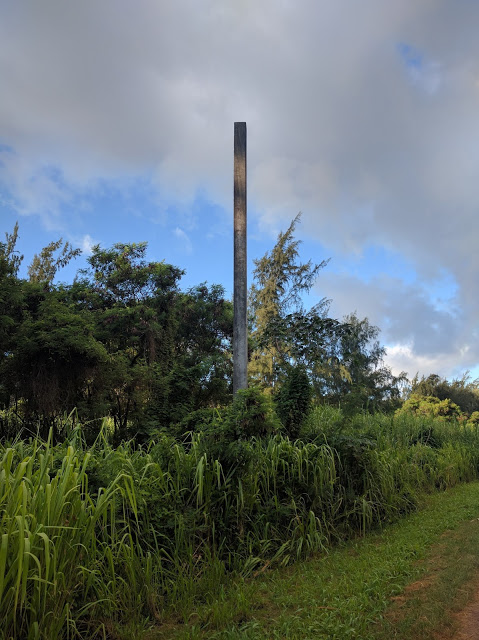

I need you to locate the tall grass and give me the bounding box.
[0,431,152,639]
[2,410,479,638]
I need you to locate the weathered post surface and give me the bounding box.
[233,122,248,395]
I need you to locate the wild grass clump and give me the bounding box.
[0,431,158,639]
[2,402,479,638]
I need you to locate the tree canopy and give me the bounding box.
[1,219,411,440]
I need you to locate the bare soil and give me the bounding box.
[437,583,479,640]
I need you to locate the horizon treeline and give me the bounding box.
[1,216,473,442]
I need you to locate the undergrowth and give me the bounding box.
[2,399,479,639]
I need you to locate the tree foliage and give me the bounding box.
[249,213,330,387]
[410,373,479,415]
[3,285,107,436]
[248,215,404,413]
[320,313,407,413]
[1,228,234,440]
[0,223,24,353]
[0,219,417,441]
[28,238,81,284]
[397,394,463,420]
[275,364,312,438]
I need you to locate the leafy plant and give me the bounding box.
[275,365,312,438]
[397,394,463,420]
[224,387,282,440]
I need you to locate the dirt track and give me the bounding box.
[445,588,479,640]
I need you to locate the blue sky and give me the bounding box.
[1,0,478,382]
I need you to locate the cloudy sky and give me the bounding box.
[1,0,478,381]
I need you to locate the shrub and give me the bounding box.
[300,404,345,442]
[397,394,463,420]
[467,411,479,427]
[171,406,224,438]
[223,386,282,440]
[275,365,312,438]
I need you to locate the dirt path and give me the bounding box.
[378,572,479,640]
[375,517,479,640]
[442,586,479,640]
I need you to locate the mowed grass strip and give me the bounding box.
[372,514,479,639]
[150,480,479,640]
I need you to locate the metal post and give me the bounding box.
[233,122,248,395]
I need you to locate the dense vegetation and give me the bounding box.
[0,216,409,442]
[3,408,479,639]
[2,218,479,639]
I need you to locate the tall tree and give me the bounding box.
[0,223,24,412]
[248,213,329,387]
[411,372,479,415]
[0,223,23,340]
[174,283,233,410]
[2,282,107,438]
[28,238,81,284]
[321,313,406,412]
[76,242,184,436]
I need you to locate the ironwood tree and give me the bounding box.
[248,213,329,388]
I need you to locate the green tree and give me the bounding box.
[2,233,236,441]
[0,224,25,414]
[0,223,23,353]
[172,283,233,413]
[411,373,479,415]
[396,393,463,420]
[275,364,312,438]
[28,238,81,284]
[321,313,406,413]
[2,282,107,439]
[76,242,184,437]
[249,213,329,387]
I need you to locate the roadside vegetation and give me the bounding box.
[155,480,479,640]
[1,217,479,639]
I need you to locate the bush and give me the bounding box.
[300,404,345,442]
[397,394,463,420]
[171,406,224,439]
[223,386,282,440]
[467,411,479,427]
[275,365,312,438]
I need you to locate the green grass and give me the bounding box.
[149,480,479,639]
[371,512,479,639]
[2,409,479,638]
[0,432,153,640]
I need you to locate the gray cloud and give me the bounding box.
[1,0,478,377]
[317,272,477,378]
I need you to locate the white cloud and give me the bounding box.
[80,234,95,255]
[385,343,471,380]
[173,227,192,254]
[317,270,478,379]
[1,0,479,378]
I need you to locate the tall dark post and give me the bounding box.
[233,122,248,395]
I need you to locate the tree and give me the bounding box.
[2,282,107,439]
[248,213,329,387]
[321,313,406,413]
[173,283,233,411]
[28,238,81,284]
[0,223,23,352]
[396,394,463,420]
[143,283,234,430]
[275,364,312,438]
[0,224,25,414]
[411,373,479,415]
[75,242,184,437]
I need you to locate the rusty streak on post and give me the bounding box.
[233,122,248,395]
